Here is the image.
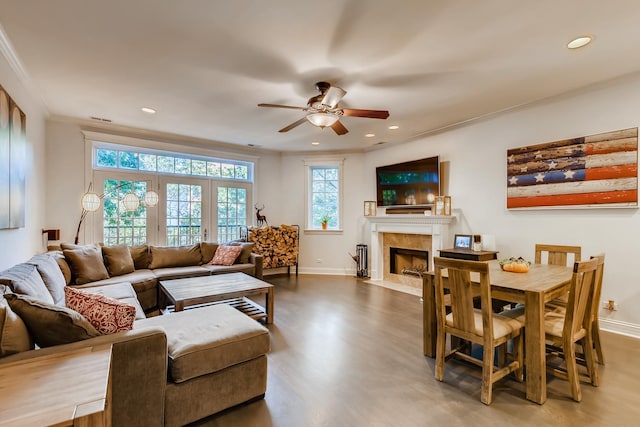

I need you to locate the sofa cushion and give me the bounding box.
[209,245,243,266]
[135,304,269,383]
[102,245,135,277]
[129,244,151,270]
[26,254,67,306]
[200,242,219,264]
[152,266,211,281]
[149,244,202,269]
[78,282,146,320]
[49,251,72,285]
[202,263,255,276]
[229,242,255,264]
[4,293,100,347]
[0,263,55,305]
[65,286,137,334]
[0,293,34,356]
[63,245,110,285]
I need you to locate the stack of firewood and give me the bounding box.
[247,225,298,269]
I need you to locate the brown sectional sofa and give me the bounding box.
[0,243,270,426]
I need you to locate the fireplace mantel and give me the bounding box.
[365,215,456,281]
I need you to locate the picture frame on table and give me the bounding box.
[443,196,451,216]
[364,201,377,216]
[453,234,473,249]
[434,196,445,215]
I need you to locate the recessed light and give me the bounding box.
[388,125,399,130]
[311,141,320,146]
[365,133,375,138]
[567,36,592,49]
[141,107,157,114]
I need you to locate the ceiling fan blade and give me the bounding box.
[341,108,390,119]
[278,117,308,133]
[321,86,347,108]
[258,103,306,110]
[331,120,349,135]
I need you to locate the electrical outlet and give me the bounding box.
[316,258,323,264]
[602,299,618,311]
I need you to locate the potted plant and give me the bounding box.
[320,215,332,230]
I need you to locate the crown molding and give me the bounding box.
[0,23,49,115]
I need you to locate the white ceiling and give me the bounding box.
[1,0,640,152]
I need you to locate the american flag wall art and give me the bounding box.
[507,128,638,209]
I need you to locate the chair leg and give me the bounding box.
[592,319,605,365]
[481,344,494,405]
[513,334,524,382]
[564,340,582,402]
[582,335,599,387]
[435,332,446,381]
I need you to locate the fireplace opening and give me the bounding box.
[389,247,429,277]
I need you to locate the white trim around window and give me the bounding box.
[304,157,344,233]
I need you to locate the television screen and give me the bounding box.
[376,156,440,207]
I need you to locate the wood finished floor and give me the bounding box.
[192,274,640,427]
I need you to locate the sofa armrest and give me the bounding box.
[0,328,168,427]
[249,253,264,280]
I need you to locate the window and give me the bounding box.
[305,159,343,230]
[101,178,149,246]
[217,186,248,242]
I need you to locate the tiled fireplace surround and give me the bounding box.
[366,215,455,291]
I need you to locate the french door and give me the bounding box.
[159,177,211,246]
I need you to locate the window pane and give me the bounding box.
[208,162,221,177]
[97,149,118,167]
[235,165,248,180]
[119,151,139,169]
[139,153,157,171]
[217,185,247,243]
[221,163,234,178]
[165,183,202,246]
[310,165,339,229]
[158,156,175,173]
[192,160,207,176]
[175,158,191,175]
[102,179,148,245]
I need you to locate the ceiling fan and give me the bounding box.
[258,81,389,135]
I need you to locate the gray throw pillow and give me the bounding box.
[0,263,55,305]
[26,254,67,306]
[4,293,100,347]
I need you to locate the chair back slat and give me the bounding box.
[535,244,582,266]
[590,254,606,323]
[564,258,598,339]
[434,257,492,340]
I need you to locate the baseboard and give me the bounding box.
[298,266,356,275]
[600,318,640,339]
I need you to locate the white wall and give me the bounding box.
[0,52,47,270]
[363,72,640,333]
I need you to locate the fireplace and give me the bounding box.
[364,215,455,292]
[389,247,429,277]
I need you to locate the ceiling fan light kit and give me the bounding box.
[258,81,390,136]
[306,112,339,128]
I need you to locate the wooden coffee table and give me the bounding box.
[159,272,274,323]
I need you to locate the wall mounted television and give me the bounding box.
[376,156,440,207]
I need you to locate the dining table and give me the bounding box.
[422,259,573,404]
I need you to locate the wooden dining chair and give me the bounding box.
[547,255,606,365]
[544,258,599,402]
[433,257,524,405]
[535,244,582,266]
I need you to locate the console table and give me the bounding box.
[0,344,112,426]
[439,248,499,261]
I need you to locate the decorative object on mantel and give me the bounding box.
[443,196,452,215]
[507,127,638,209]
[363,201,376,216]
[0,84,26,229]
[75,182,159,244]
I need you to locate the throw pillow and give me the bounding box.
[0,263,55,305]
[49,251,72,285]
[0,295,34,356]
[200,242,219,264]
[229,242,255,264]
[102,245,135,277]
[63,245,110,285]
[4,293,100,347]
[208,245,243,266]
[129,245,151,270]
[26,254,67,306]
[64,287,136,335]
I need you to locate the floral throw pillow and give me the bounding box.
[208,245,243,266]
[64,287,136,335]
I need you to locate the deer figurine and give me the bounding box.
[255,204,268,227]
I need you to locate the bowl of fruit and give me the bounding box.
[499,257,531,273]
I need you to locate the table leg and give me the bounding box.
[265,287,274,324]
[525,291,547,404]
[422,273,436,357]
[175,301,184,311]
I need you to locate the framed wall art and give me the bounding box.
[0,84,26,229]
[364,201,376,216]
[507,128,638,209]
